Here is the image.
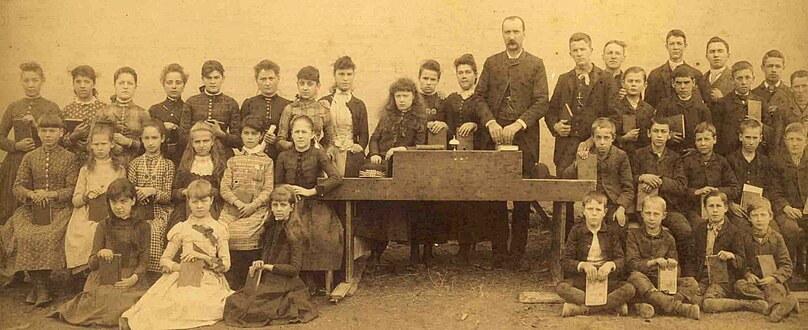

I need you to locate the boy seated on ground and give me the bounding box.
[733,197,799,322]
[557,191,636,317]
[693,190,768,315]
[626,196,700,319]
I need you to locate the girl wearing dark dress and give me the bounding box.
[240,59,292,160]
[51,178,151,327]
[0,62,61,226]
[356,77,427,270]
[61,65,107,164]
[165,121,227,235]
[275,115,343,293]
[148,63,189,166]
[224,185,318,327]
[440,54,507,264]
[179,60,242,158]
[94,67,150,166]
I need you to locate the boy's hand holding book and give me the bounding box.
[621,129,640,142]
[729,202,748,218]
[783,206,802,220]
[596,262,616,280]
[715,250,736,261]
[639,174,662,188]
[757,276,777,286]
[14,138,35,152]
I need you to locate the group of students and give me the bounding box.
[0,23,808,327]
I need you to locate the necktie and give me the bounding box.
[706,221,722,257]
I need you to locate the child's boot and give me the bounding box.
[633,303,655,318]
[769,296,798,322]
[561,303,589,317]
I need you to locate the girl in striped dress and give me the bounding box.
[219,116,274,289]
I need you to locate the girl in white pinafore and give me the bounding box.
[121,179,233,329]
[65,124,125,272]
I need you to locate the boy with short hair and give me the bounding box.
[725,118,778,232]
[654,65,712,154]
[630,117,692,274]
[557,191,636,317]
[767,122,808,261]
[713,61,772,156]
[752,50,793,109]
[276,66,336,152]
[612,66,655,155]
[694,190,768,314]
[698,37,735,114]
[681,122,740,231]
[563,118,634,233]
[772,70,808,155]
[733,197,798,322]
[626,196,700,319]
[646,29,703,107]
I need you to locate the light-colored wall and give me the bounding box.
[2,0,807,172]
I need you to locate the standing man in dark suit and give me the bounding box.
[698,36,735,115]
[473,16,549,270]
[646,29,703,108]
[546,32,619,237]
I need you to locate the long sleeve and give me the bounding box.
[270,239,302,277]
[355,101,369,149]
[72,167,89,207]
[253,159,274,206]
[625,232,649,274]
[546,75,566,137]
[11,152,32,202]
[171,171,187,202]
[217,237,231,272]
[223,101,243,149]
[274,155,287,185]
[315,150,342,196]
[87,220,108,271]
[220,165,237,205]
[610,230,625,274]
[156,160,174,204]
[659,155,687,196]
[321,108,336,149]
[561,228,584,274]
[159,233,181,270]
[772,234,793,283]
[472,59,495,125]
[276,104,294,151]
[56,154,80,203]
[719,159,741,202]
[368,115,385,157]
[616,153,634,210]
[518,59,549,127]
[133,222,151,276]
[0,105,15,152]
[178,102,194,148]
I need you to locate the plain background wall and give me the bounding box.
[1,0,807,173]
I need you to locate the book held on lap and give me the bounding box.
[707,255,729,284]
[658,264,678,294]
[177,259,205,287]
[244,267,263,296]
[99,254,122,285]
[758,255,777,278]
[32,203,52,225]
[585,273,608,306]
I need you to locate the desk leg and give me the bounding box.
[331,201,356,302]
[551,202,566,282]
[345,200,354,283]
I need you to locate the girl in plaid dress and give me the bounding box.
[127,119,175,282]
[65,124,126,274]
[219,116,274,289]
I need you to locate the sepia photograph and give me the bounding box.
[1,0,808,328]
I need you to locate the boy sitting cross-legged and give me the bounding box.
[557,191,636,317]
[626,196,700,319]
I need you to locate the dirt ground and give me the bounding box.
[1,223,807,330]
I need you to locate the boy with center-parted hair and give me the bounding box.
[612,66,655,155]
[630,117,693,275]
[654,65,712,154]
[563,117,634,236]
[645,29,703,107]
[713,61,772,156]
[626,196,700,320]
[725,118,778,233]
[767,122,808,262]
[557,191,636,317]
[733,197,799,322]
[681,122,740,234]
[694,190,768,314]
[752,50,793,116]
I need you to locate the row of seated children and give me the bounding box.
[558,191,799,322]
